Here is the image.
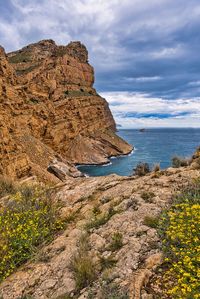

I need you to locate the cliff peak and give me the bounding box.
[0,39,132,182]
[66,41,88,62]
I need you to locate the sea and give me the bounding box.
[77,128,200,177]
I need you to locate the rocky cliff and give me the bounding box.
[0,40,132,181]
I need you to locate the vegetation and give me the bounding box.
[71,234,97,290]
[8,52,31,64]
[16,64,39,76]
[29,98,39,104]
[95,282,129,299]
[141,191,155,203]
[54,48,67,57]
[158,179,200,298]
[143,215,159,228]
[171,156,190,168]
[93,204,101,216]
[153,163,160,172]
[133,162,150,176]
[192,157,200,170]
[64,90,93,97]
[99,255,117,270]
[0,184,64,282]
[109,232,123,251]
[85,206,119,231]
[0,176,16,198]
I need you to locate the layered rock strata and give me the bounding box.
[0,40,132,181]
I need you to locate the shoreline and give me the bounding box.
[75,148,134,168]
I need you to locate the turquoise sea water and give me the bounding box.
[77,128,200,177]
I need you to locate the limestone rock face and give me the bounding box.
[0,40,132,180]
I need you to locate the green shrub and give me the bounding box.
[141,191,155,203]
[133,162,150,176]
[93,205,101,216]
[171,156,190,168]
[99,255,117,270]
[153,163,160,172]
[0,176,16,198]
[71,234,97,290]
[54,48,67,57]
[109,232,123,251]
[29,98,39,104]
[85,213,109,230]
[8,52,31,64]
[98,282,129,299]
[192,157,200,169]
[85,206,118,231]
[16,64,39,76]
[64,90,92,97]
[143,216,159,228]
[0,186,64,282]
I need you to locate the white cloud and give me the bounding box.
[100,91,200,128]
[188,81,200,86]
[151,46,184,59]
[124,76,162,82]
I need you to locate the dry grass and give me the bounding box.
[71,234,97,290]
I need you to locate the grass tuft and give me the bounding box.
[71,234,97,290]
[109,232,123,251]
[141,191,155,203]
[99,255,117,270]
[0,176,17,198]
[143,215,159,228]
[85,206,119,231]
[98,282,129,299]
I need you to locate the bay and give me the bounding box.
[77,128,200,176]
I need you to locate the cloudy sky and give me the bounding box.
[0,0,200,127]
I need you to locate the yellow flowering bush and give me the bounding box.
[0,185,64,282]
[159,180,200,298]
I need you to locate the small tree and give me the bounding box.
[133,162,150,176]
[171,156,189,168]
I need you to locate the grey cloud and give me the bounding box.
[0,0,200,126]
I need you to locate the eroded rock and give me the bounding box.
[0,40,132,181]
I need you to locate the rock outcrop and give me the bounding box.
[0,40,132,181]
[0,163,199,298]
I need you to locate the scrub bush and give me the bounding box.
[159,180,200,298]
[0,186,64,282]
[133,162,150,176]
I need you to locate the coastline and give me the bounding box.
[75,147,134,168]
[76,128,200,177]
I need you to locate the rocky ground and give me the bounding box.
[0,160,199,299]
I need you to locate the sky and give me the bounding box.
[0,0,200,128]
